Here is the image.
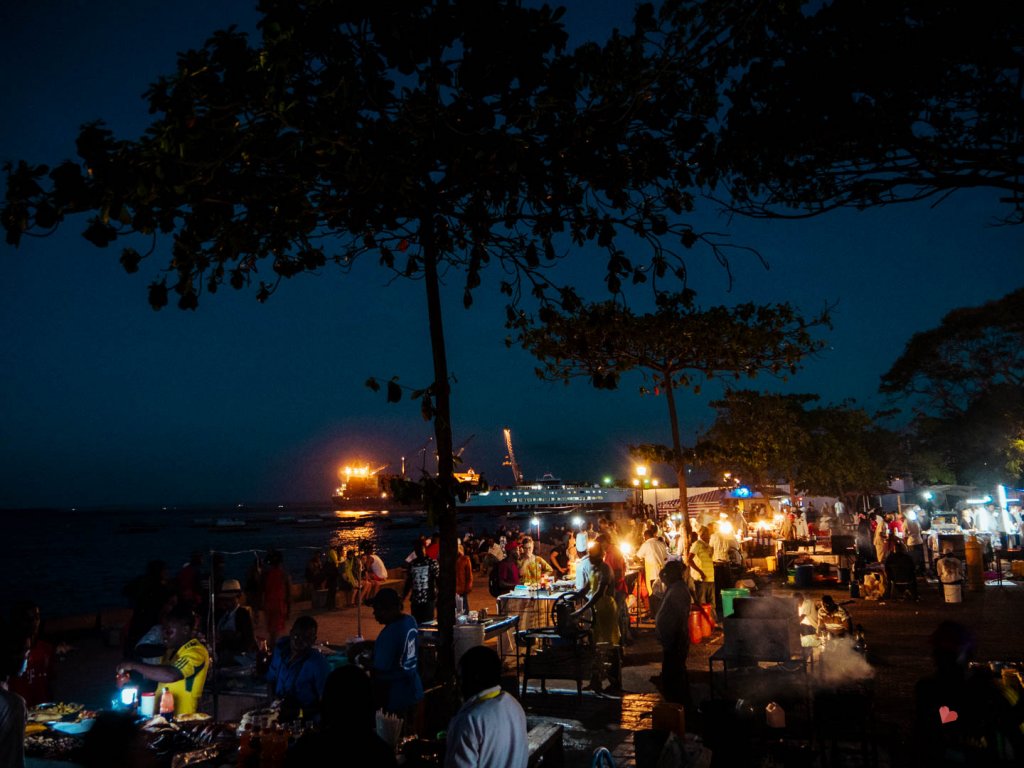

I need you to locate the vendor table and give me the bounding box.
[496,590,574,630]
[708,645,813,700]
[417,614,521,673]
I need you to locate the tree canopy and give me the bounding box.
[2,0,758,686]
[519,291,830,538]
[698,390,896,501]
[702,0,1024,224]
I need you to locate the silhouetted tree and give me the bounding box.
[2,0,748,684]
[519,292,829,547]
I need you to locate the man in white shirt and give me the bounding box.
[445,646,527,768]
[636,526,669,596]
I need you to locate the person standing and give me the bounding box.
[687,526,718,627]
[9,601,56,707]
[548,533,570,580]
[637,526,669,598]
[369,589,424,733]
[873,516,889,564]
[654,560,691,707]
[403,539,440,624]
[570,542,621,693]
[904,513,926,575]
[444,646,528,768]
[340,548,363,607]
[117,606,210,716]
[262,550,292,645]
[455,542,474,614]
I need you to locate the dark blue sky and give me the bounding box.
[2,1,1022,508]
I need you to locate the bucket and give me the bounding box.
[688,607,707,643]
[699,603,716,632]
[787,570,796,585]
[765,701,786,728]
[943,583,963,604]
[794,564,814,588]
[721,588,751,618]
[765,556,777,573]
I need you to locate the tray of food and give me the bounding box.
[28,702,85,722]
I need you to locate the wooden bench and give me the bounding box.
[527,722,564,767]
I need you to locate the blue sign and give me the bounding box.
[730,486,752,498]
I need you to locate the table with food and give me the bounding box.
[22,641,374,768]
[495,580,578,630]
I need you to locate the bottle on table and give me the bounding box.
[159,686,174,717]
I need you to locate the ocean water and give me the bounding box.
[2,504,439,621]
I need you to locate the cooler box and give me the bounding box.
[721,588,750,618]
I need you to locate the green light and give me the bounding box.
[603,476,612,485]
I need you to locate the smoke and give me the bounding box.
[815,635,874,688]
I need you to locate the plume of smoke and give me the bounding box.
[816,635,874,688]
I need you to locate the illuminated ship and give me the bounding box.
[330,463,418,511]
[457,473,631,514]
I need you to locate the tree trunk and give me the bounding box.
[421,219,457,686]
[663,375,693,551]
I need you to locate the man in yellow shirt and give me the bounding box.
[118,606,210,715]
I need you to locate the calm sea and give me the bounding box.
[1,504,453,621]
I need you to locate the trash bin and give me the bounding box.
[794,564,814,588]
[943,583,963,603]
[454,624,485,663]
[838,567,851,585]
[721,588,751,618]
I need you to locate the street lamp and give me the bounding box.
[531,516,541,543]
[633,465,648,516]
[653,479,660,519]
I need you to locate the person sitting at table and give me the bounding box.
[213,579,256,664]
[495,542,521,593]
[516,536,553,585]
[266,615,330,722]
[286,665,397,768]
[117,605,209,716]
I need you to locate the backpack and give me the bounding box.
[488,562,504,598]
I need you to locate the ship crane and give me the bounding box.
[454,434,475,460]
[502,427,524,485]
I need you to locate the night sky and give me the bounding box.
[2,1,1022,509]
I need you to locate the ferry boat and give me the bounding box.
[457,474,631,514]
